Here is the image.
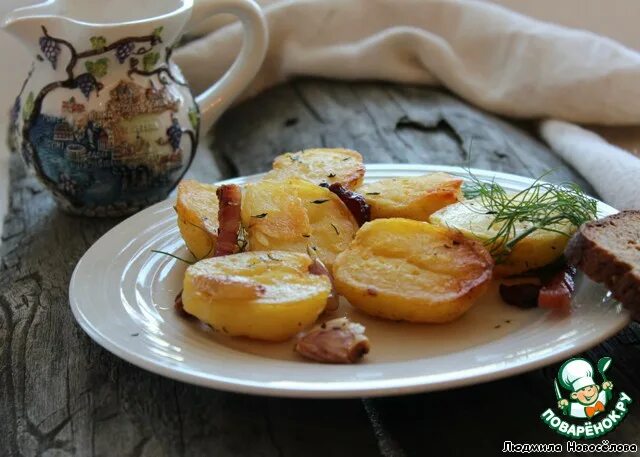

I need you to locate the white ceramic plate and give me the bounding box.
[69,164,630,398]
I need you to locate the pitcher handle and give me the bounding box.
[188,0,268,134]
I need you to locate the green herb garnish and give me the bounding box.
[461,182,481,200]
[463,170,597,261]
[365,192,380,196]
[252,213,268,218]
[331,223,340,235]
[151,249,194,265]
[311,199,329,204]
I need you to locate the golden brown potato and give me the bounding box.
[183,251,331,341]
[358,173,463,221]
[430,199,575,277]
[175,180,219,259]
[241,178,358,268]
[265,148,365,189]
[333,218,493,323]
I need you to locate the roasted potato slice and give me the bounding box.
[183,251,332,341]
[430,199,575,277]
[175,180,219,259]
[333,218,493,323]
[358,173,462,221]
[241,178,358,268]
[265,148,365,189]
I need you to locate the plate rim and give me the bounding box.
[69,164,631,398]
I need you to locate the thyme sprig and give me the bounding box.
[463,171,598,261]
[151,249,195,265]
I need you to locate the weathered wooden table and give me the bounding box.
[1,80,638,457]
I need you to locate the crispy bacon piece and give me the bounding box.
[538,265,576,310]
[214,184,242,256]
[321,183,370,226]
[308,257,339,312]
[295,317,370,363]
[499,283,540,309]
[500,264,577,311]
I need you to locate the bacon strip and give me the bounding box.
[322,183,370,226]
[538,265,576,310]
[308,257,339,312]
[214,184,242,256]
[295,317,370,363]
[499,264,576,311]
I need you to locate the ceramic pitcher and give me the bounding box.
[2,0,267,216]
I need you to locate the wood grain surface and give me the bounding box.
[1,79,638,457]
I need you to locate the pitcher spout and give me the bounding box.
[3,0,192,54]
[2,1,59,48]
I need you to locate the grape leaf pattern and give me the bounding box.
[22,92,34,121]
[85,58,109,79]
[90,36,106,51]
[151,26,164,45]
[143,52,160,72]
[76,73,99,99]
[166,117,183,151]
[39,36,60,69]
[116,41,135,64]
[188,108,199,131]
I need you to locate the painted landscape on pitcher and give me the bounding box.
[28,80,189,210]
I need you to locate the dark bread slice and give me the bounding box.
[565,210,640,313]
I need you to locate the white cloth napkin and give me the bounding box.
[175,0,640,209]
[540,121,640,210]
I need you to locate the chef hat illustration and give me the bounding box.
[559,358,596,392]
